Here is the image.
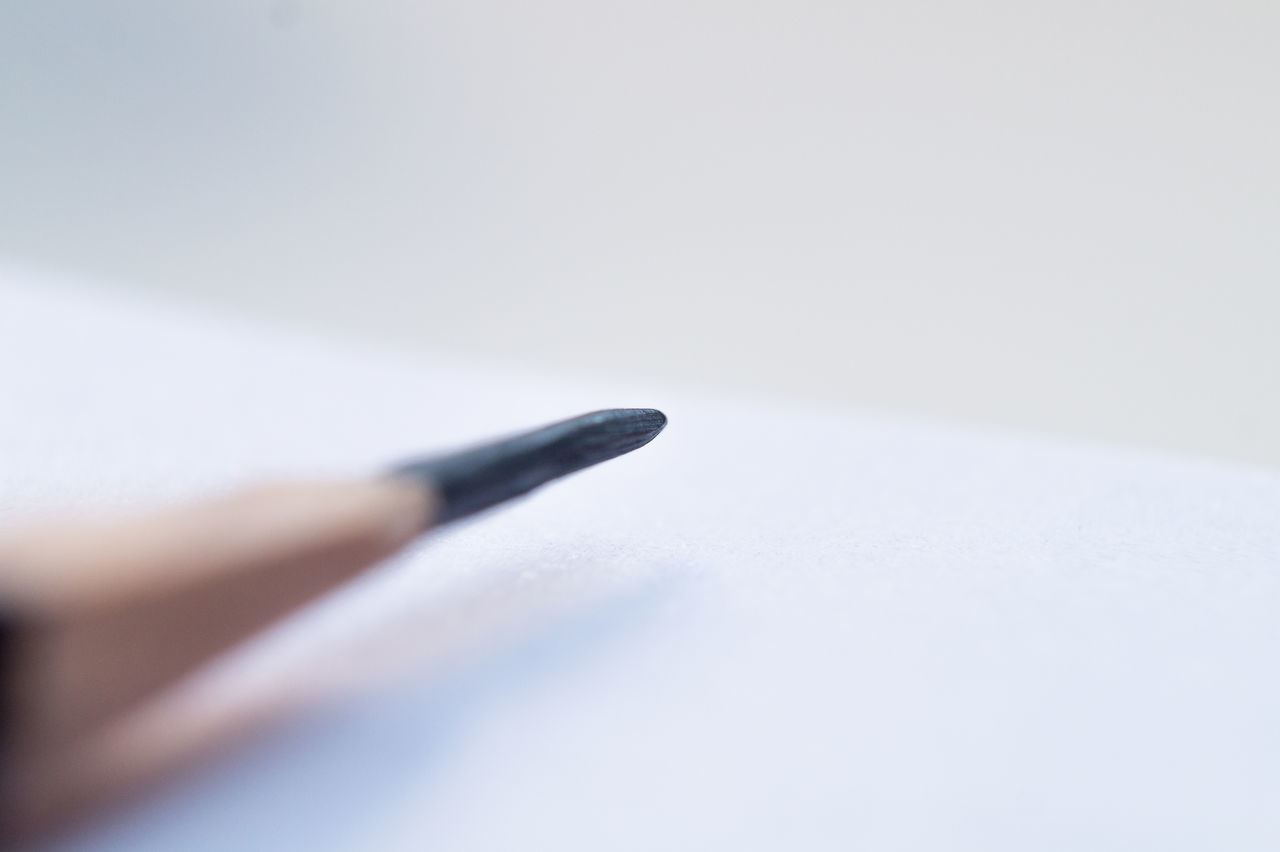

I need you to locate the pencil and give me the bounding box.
[0,408,666,842]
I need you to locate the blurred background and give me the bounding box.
[1,0,1277,468]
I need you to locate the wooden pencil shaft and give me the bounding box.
[0,478,433,756]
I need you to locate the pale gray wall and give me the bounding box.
[2,1,1277,467]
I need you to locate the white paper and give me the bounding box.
[3,263,1279,851]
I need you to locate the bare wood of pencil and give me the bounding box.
[0,408,666,844]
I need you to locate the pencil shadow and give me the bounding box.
[54,568,678,852]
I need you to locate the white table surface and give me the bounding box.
[4,273,1278,851]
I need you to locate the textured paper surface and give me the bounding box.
[3,264,1279,851]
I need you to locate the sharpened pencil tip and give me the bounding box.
[393,408,667,525]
